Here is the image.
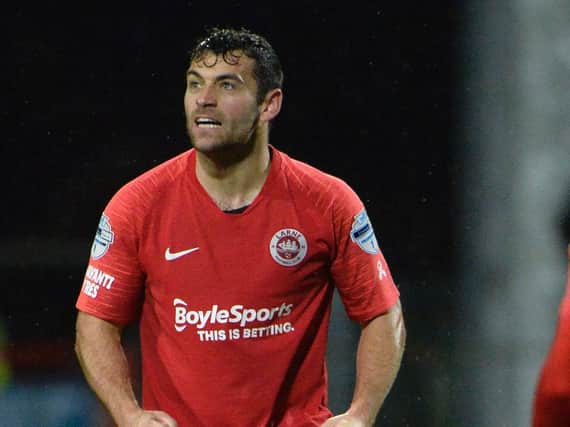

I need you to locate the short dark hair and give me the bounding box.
[189,26,284,104]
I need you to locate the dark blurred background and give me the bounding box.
[3,1,569,426]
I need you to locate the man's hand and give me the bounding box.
[127,409,178,427]
[320,413,367,427]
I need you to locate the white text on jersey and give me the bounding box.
[173,298,293,331]
[82,266,116,298]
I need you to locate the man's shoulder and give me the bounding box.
[276,148,354,194]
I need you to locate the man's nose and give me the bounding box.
[196,86,217,107]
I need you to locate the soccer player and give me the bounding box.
[74,26,406,427]
[532,244,570,426]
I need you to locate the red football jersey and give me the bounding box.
[76,147,400,427]
[532,245,570,426]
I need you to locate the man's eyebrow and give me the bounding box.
[186,70,202,79]
[186,70,245,84]
[214,73,245,83]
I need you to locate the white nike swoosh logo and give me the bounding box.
[164,247,200,261]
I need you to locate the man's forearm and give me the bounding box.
[347,300,406,426]
[75,312,141,426]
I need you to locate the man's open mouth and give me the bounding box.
[195,117,222,128]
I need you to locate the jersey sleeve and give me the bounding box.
[75,183,146,326]
[532,246,570,426]
[329,180,400,323]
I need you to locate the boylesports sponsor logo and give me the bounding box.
[173,298,292,331]
[173,298,295,342]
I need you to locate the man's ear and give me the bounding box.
[259,88,283,122]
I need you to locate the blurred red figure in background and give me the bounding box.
[532,244,570,426]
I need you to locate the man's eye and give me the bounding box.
[188,81,201,89]
[221,81,235,90]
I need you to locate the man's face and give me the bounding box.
[184,51,262,153]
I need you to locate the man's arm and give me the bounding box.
[322,300,406,427]
[75,311,177,427]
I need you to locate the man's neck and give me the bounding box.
[195,141,272,211]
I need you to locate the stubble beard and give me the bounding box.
[186,110,261,157]
[187,126,254,154]
[186,124,261,169]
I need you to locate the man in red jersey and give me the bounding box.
[532,244,570,426]
[74,26,406,427]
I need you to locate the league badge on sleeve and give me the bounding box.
[91,214,115,260]
[350,209,379,254]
